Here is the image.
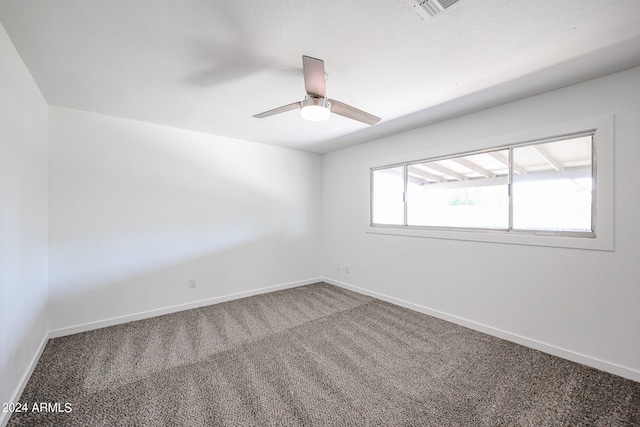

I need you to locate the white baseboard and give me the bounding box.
[5,277,323,427]
[48,278,322,338]
[0,332,49,427]
[9,273,637,426]
[323,277,640,383]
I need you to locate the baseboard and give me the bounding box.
[11,273,637,426]
[48,277,322,339]
[0,332,49,427]
[5,277,322,426]
[323,277,640,383]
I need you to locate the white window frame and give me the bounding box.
[367,115,614,251]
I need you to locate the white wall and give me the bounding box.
[322,66,640,381]
[48,106,322,331]
[0,21,49,419]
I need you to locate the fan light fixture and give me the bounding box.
[300,96,331,122]
[253,55,380,125]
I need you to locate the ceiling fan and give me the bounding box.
[253,55,381,125]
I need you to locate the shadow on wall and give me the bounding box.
[47,232,316,332]
[47,108,320,331]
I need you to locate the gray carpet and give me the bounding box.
[8,282,640,426]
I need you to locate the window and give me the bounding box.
[511,137,593,233]
[371,166,404,225]
[371,131,595,237]
[406,149,510,230]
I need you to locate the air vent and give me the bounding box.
[406,0,464,21]
[437,0,460,8]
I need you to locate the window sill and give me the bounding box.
[366,224,613,251]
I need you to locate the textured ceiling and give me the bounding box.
[2,0,640,153]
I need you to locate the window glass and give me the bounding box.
[406,150,509,229]
[512,136,593,232]
[371,166,404,225]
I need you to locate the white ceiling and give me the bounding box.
[2,0,640,153]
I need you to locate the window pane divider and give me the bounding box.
[508,146,514,232]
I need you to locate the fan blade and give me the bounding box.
[253,101,300,118]
[302,55,326,98]
[328,99,381,125]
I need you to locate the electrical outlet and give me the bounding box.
[188,278,197,288]
[345,265,350,273]
[336,262,341,271]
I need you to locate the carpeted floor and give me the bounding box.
[8,282,640,426]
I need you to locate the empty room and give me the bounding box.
[2,0,640,425]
